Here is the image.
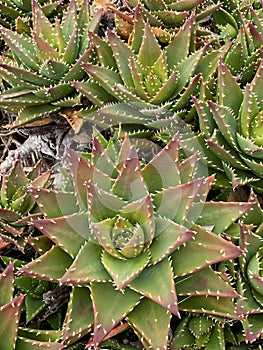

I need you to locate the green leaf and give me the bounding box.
[101,250,150,290]
[33,213,89,258]
[62,286,93,345]
[39,60,69,80]
[172,224,242,276]
[91,282,141,346]
[127,297,171,350]
[18,245,73,282]
[108,30,134,89]
[138,22,162,69]
[0,26,39,71]
[129,258,179,315]
[60,241,111,284]
[166,14,194,70]
[0,263,15,306]
[149,217,194,264]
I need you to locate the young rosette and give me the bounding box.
[19,131,249,349]
[0,157,51,250]
[193,58,263,193]
[0,0,102,129]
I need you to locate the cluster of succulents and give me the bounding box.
[0,0,262,349]
[0,0,102,129]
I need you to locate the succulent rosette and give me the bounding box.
[15,129,252,349]
[0,0,102,129]
[193,58,263,193]
[0,157,51,250]
[217,191,263,344]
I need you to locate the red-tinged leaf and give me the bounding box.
[101,250,150,290]
[18,245,73,282]
[196,201,253,234]
[33,213,89,258]
[176,266,239,298]
[0,208,21,223]
[32,0,57,45]
[0,295,25,349]
[112,148,148,201]
[90,282,141,347]
[28,187,78,218]
[62,286,93,345]
[0,263,15,306]
[0,63,52,86]
[153,177,206,224]
[127,297,171,350]
[60,241,111,284]
[129,258,179,315]
[242,315,263,343]
[149,217,194,264]
[142,133,181,192]
[88,31,116,69]
[64,46,93,82]
[32,31,59,62]
[67,148,111,210]
[172,224,242,276]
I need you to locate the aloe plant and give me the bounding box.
[0,0,102,129]
[0,0,63,31]
[17,130,252,348]
[193,58,263,193]
[216,190,263,344]
[74,9,230,134]
[0,157,51,250]
[110,0,223,43]
[171,314,238,350]
[0,262,62,349]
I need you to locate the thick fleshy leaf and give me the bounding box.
[217,58,243,114]
[172,224,242,276]
[87,182,123,221]
[28,187,78,218]
[67,147,111,210]
[196,201,252,234]
[149,216,194,264]
[101,250,150,290]
[178,295,237,318]
[62,286,93,345]
[18,245,73,282]
[129,258,179,315]
[127,297,171,350]
[0,295,25,349]
[33,213,89,257]
[142,133,180,192]
[112,148,148,201]
[60,241,111,284]
[107,30,134,89]
[138,22,162,69]
[166,14,194,70]
[90,282,141,347]
[176,266,239,298]
[0,263,15,306]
